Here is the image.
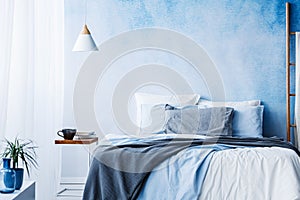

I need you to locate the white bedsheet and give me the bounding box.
[200,147,300,200]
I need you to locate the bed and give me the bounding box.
[82,93,300,200]
[82,3,300,199]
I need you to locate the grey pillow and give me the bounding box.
[165,105,234,136]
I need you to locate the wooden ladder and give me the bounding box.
[286,2,296,142]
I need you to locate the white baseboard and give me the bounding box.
[60,177,86,184]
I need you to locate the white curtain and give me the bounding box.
[0,0,64,199]
[0,0,14,137]
[295,32,300,149]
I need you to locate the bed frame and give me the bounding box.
[286,2,296,142]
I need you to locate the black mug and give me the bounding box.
[57,129,76,140]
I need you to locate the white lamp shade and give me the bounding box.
[72,25,98,52]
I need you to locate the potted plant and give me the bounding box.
[1,137,38,190]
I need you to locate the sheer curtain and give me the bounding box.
[0,0,64,199]
[0,0,14,137]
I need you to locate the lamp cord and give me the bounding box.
[84,0,87,24]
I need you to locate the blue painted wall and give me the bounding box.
[64,0,300,139]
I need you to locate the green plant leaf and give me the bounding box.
[1,137,38,177]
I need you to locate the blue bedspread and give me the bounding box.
[138,144,229,200]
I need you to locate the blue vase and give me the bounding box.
[0,158,16,193]
[14,168,24,190]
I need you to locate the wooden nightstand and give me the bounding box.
[55,137,98,199]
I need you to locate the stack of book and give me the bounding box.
[75,131,96,139]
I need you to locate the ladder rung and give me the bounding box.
[289,93,296,96]
[291,32,296,35]
[289,63,295,66]
[290,124,296,127]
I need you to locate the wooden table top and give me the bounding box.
[55,137,98,145]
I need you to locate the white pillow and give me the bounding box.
[197,99,261,107]
[134,93,200,134]
[140,104,166,134]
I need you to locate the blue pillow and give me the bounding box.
[165,105,234,136]
[232,106,264,137]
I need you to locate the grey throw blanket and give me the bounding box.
[82,137,300,200]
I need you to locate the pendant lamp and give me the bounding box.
[73,24,98,51]
[72,0,98,52]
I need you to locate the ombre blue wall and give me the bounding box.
[64,0,300,139]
